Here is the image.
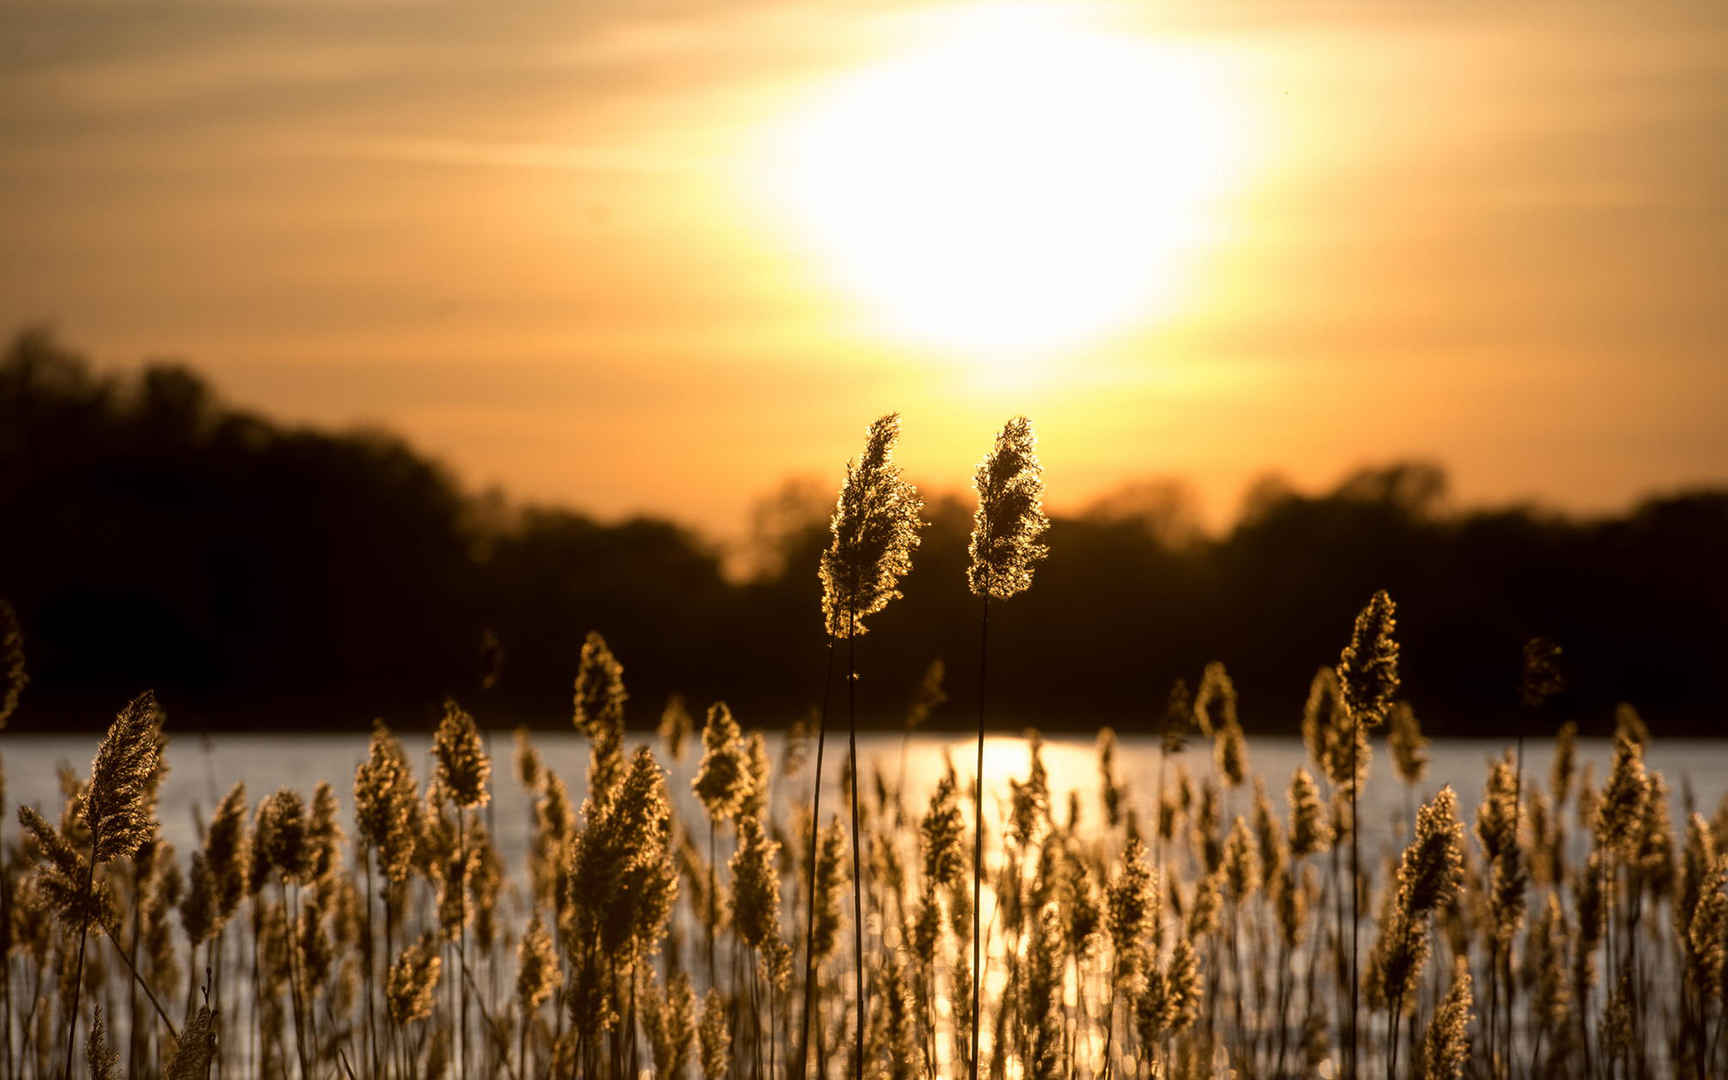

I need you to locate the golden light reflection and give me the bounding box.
[751,4,1257,365]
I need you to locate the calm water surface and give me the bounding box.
[4,729,1722,863]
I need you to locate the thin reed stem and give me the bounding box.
[60,833,96,1080]
[846,600,866,1080]
[972,588,990,1080]
[795,641,837,1080]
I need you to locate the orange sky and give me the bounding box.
[4,0,1725,544]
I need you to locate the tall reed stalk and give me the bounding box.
[816,412,924,1080]
[965,416,1048,1080]
[1337,591,1399,1080]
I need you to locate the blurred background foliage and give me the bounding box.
[3,326,1724,734]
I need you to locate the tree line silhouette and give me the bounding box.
[3,327,1723,734]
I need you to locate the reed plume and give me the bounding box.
[573,630,628,803]
[965,415,1048,1080]
[1418,958,1473,1080]
[819,413,924,642]
[1387,702,1428,786]
[809,412,924,1080]
[694,701,746,990]
[35,690,166,1080]
[699,989,729,1080]
[387,931,442,1025]
[434,698,490,812]
[1337,590,1398,1080]
[1288,767,1332,859]
[660,695,695,764]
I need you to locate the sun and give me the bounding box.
[752,4,1254,359]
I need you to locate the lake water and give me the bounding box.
[5,726,1717,1075]
[4,727,1722,868]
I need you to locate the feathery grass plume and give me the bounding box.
[86,690,166,864]
[967,415,1049,602]
[387,931,442,1025]
[1253,777,1287,880]
[693,702,748,824]
[1302,667,1346,777]
[1339,591,1400,727]
[645,970,696,1080]
[1021,905,1064,1080]
[18,804,112,927]
[907,658,947,731]
[1287,768,1333,858]
[307,780,342,883]
[1186,777,1220,878]
[1364,884,1429,1012]
[1475,753,1520,863]
[1162,677,1194,755]
[433,697,491,811]
[738,730,771,823]
[257,789,312,885]
[1097,727,1125,828]
[355,721,418,884]
[810,817,848,964]
[1009,733,1050,847]
[1688,856,1728,1008]
[1527,891,1572,1037]
[1275,863,1308,947]
[1336,590,1397,1080]
[1636,771,1676,900]
[1613,702,1650,749]
[659,694,694,764]
[1214,719,1248,789]
[87,1001,117,1080]
[1387,702,1428,785]
[0,597,25,727]
[816,414,924,1080]
[1185,871,1222,939]
[1106,836,1160,989]
[1419,958,1473,1080]
[877,949,918,1080]
[1402,787,1465,915]
[820,413,925,638]
[730,814,782,950]
[1680,813,1719,943]
[571,746,678,955]
[1594,732,1650,856]
[783,710,812,779]
[513,725,542,790]
[1526,790,1563,886]
[698,989,730,1080]
[573,630,628,801]
[1166,936,1204,1035]
[1223,817,1262,903]
[166,1005,215,1080]
[1488,841,1528,946]
[516,914,559,1011]
[691,701,747,984]
[44,690,165,1080]
[1552,722,1578,805]
[1193,661,1238,739]
[921,762,966,889]
[179,851,216,949]
[962,419,1049,1080]
[205,780,251,922]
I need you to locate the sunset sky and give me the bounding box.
[4,0,1725,542]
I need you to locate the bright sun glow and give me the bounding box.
[755,4,1255,360]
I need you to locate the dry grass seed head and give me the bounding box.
[821,412,926,634]
[966,415,1048,601]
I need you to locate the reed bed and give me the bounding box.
[2,420,1725,1080]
